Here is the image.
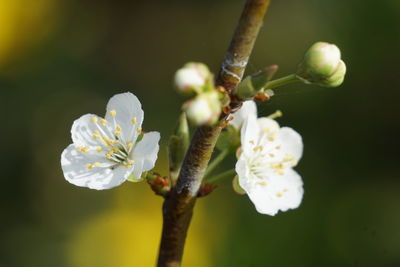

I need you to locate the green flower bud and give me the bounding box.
[174,62,212,95]
[324,60,346,87]
[183,91,222,126]
[297,42,346,87]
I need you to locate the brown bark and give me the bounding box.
[157,1,271,266]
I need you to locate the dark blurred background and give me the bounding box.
[1,0,400,266]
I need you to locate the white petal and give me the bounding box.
[132,131,160,171]
[61,144,133,190]
[105,92,144,142]
[240,114,259,157]
[256,117,280,135]
[235,156,252,191]
[129,157,145,181]
[71,114,112,148]
[246,169,304,215]
[278,127,303,161]
[229,100,257,129]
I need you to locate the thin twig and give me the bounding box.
[157,1,271,266]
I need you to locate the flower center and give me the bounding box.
[83,112,142,169]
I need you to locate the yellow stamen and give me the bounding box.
[253,146,263,152]
[131,117,137,124]
[114,130,121,136]
[91,116,98,123]
[105,152,112,159]
[96,146,102,152]
[110,110,117,116]
[276,192,283,198]
[100,119,107,126]
[137,127,142,133]
[123,159,135,168]
[115,125,122,131]
[93,162,101,167]
[85,163,93,169]
[77,146,89,153]
[127,142,133,149]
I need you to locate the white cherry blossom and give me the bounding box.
[229,100,257,130]
[61,92,160,190]
[235,114,303,215]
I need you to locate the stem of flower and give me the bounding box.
[157,1,271,266]
[206,169,236,184]
[263,73,300,90]
[204,149,230,177]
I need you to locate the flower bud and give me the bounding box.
[297,42,346,87]
[324,60,346,87]
[184,91,221,126]
[174,62,211,95]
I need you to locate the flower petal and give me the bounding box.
[240,114,259,157]
[278,127,303,161]
[61,144,133,190]
[246,169,304,215]
[256,117,280,135]
[128,157,145,181]
[105,92,144,143]
[132,131,160,171]
[229,100,257,129]
[71,114,112,148]
[235,156,252,191]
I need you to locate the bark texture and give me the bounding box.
[157,1,271,266]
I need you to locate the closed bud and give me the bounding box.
[297,42,346,87]
[174,62,211,95]
[324,60,346,87]
[184,91,221,126]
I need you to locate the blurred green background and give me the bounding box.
[1,0,400,266]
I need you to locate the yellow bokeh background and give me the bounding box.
[2,0,400,266]
[0,0,57,66]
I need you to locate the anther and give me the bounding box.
[85,163,93,169]
[127,142,133,149]
[131,117,137,124]
[91,116,98,123]
[137,127,142,133]
[110,110,117,117]
[93,162,101,167]
[100,119,107,126]
[77,146,89,153]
